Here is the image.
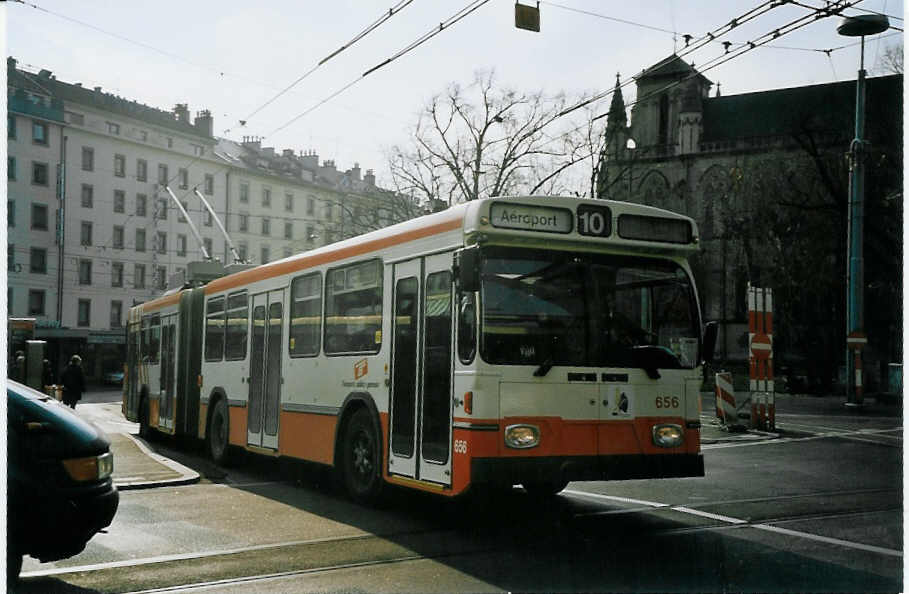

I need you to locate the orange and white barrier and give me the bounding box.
[748,285,775,431]
[715,372,737,425]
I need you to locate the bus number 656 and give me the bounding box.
[655,396,680,409]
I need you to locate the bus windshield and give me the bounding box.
[479,247,700,370]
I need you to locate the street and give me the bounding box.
[16,391,902,593]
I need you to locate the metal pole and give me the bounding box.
[845,37,867,408]
[192,188,242,264]
[164,186,210,260]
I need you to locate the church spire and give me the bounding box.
[606,73,627,131]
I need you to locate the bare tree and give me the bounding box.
[876,42,903,75]
[388,70,606,204]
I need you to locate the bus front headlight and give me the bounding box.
[652,424,683,448]
[505,424,540,449]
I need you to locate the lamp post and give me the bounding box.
[836,14,889,408]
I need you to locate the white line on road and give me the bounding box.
[562,490,902,557]
[702,427,903,450]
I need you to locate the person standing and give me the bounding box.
[61,355,86,409]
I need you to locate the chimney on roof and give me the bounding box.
[300,150,319,170]
[194,109,213,137]
[174,103,190,124]
[262,147,275,157]
[242,136,261,151]
[364,169,376,187]
[350,162,361,182]
[322,159,336,171]
[7,57,17,71]
[282,149,295,158]
[38,69,52,79]
[94,86,102,93]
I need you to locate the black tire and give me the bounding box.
[340,408,384,504]
[208,398,232,466]
[522,478,569,498]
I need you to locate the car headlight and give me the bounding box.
[505,424,540,449]
[652,424,684,448]
[62,452,114,482]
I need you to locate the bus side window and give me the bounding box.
[290,272,322,357]
[205,296,226,361]
[225,292,248,361]
[325,259,382,355]
[457,291,476,364]
[148,314,161,364]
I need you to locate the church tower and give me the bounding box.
[596,74,631,199]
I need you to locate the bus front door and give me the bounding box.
[248,290,284,450]
[389,254,454,486]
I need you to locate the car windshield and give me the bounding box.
[479,247,700,369]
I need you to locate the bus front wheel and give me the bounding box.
[208,398,232,466]
[341,408,384,504]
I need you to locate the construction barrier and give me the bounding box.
[748,285,776,431]
[715,371,738,426]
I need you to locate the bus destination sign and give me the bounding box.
[489,202,573,234]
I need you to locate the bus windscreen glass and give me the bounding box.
[480,247,699,369]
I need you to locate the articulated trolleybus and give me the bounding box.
[123,196,715,502]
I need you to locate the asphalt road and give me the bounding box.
[16,393,903,593]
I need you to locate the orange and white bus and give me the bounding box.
[123,196,716,501]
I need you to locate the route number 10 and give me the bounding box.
[577,204,612,238]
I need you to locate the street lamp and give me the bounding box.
[836,14,889,409]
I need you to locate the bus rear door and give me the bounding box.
[248,290,284,451]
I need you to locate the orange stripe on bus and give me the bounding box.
[205,216,464,295]
[141,292,183,313]
[279,411,337,465]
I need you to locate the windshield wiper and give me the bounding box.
[534,356,554,377]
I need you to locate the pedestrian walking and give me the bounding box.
[42,359,54,389]
[61,355,86,409]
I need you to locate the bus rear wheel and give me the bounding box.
[341,408,384,504]
[208,398,232,466]
[522,479,569,498]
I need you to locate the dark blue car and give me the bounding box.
[7,380,119,581]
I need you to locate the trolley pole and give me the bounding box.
[836,15,888,408]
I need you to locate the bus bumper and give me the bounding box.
[470,453,704,486]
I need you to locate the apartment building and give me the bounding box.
[7,56,413,379]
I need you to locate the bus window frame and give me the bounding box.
[204,295,226,362]
[323,258,383,357]
[224,291,249,362]
[289,271,323,358]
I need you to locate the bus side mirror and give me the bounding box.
[702,321,719,363]
[455,247,480,292]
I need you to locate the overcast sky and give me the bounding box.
[5,0,904,186]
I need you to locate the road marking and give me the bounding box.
[703,427,903,450]
[562,489,902,558]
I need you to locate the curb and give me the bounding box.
[114,433,201,491]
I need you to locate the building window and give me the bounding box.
[324,202,333,220]
[8,156,15,181]
[139,130,148,142]
[157,266,167,290]
[28,290,45,316]
[79,259,92,285]
[81,184,94,208]
[110,300,123,328]
[307,198,315,216]
[158,164,168,185]
[261,217,270,236]
[262,188,271,207]
[167,137,173,149]
[239,213,248,232]
[32,121,48,145]
[261,245,270,264]
[78,299,91,326]
[136,228,146,252]
[8,200,14,227]
[239,182,249,203]
[81,147,94,171]
[178,168,188,189]
[114,154,126,177]
[204,174,214,195]
[203,237,213,256]
[31,162,49,186]
[203,209,212,227]
[156,198,168,220]
[111,262,124,287]
[156,231,167,255]
[106,121,120,135]
[113,190,125,213]
[237,242,247,262]
[31,203,48,230]
[113,225,124,249]
[192,144,204,156]
[285,193,294,212]
[8,245,14,269]
[8,114,16,139]
[30,247,47,274]
[136,194,147,217]
[178,200,188,223]
[284,221,293,239]
[134,264,146,288]
[66,111,85,125]
[306,225,315,243]
[137,159,147,182]
[177,234,187,257]
[81,221,93,246]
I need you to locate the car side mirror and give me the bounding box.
[454,246,480,292]
[702,321,719,363]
